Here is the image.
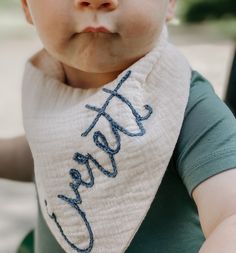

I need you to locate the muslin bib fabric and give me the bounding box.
[22,25,191,253]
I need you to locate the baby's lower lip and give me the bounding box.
[82,27,112,33]
[72,32,119,39]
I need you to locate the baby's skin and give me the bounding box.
[21,0,176,88]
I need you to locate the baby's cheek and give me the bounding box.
[119,0,165,39]
[40,22,71,54]
[32,6,72,53]
[121,15,159,39]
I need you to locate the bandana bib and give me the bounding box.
[22,26,191,253]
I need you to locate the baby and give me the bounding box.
[1,1,236,253]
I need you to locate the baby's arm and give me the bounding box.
[0,135,34,182]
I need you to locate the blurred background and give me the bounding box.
[0,0,235,252]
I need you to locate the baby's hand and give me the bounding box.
[0,136,34,182]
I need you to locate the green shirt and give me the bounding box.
[34,71,236,253]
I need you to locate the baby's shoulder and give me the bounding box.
[185,70,224,117]
[178,69,236,161]
[189,70,215,93]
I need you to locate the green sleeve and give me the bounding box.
[175,70,236,198]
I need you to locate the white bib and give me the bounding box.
[22,26,191,253]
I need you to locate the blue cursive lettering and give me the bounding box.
[45,70,153,252]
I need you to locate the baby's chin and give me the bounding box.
[69,54,132,74]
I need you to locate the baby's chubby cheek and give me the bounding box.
[28,2,74,54]
[122,17,155,38]
[119,6,165,42]
[40,21,73,54]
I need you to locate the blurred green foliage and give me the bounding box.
[0,0,18,8]
[179,0,236,22]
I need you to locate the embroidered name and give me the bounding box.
[45,70,153,253]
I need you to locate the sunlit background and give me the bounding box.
[0,0,235,252]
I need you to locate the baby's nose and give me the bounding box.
[74,0,118,11]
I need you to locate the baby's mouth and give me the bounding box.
[71,25,119,40]
[82,26,112,33]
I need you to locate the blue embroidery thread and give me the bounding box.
[45,70,153,253]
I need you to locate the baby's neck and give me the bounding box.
[62,64,123,89]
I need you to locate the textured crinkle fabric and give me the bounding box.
[21,25,191,253]
[33,71,236,253]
